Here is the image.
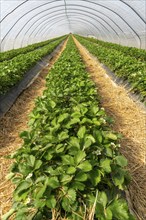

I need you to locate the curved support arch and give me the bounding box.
[40,17,100,40]
[20,12,102,47]
[1,0,59,44]
[13,4,123,48]
[27,17,98,45]
[45,21,94,38]
[119,0,146,24]
[86,0,142,48]
[0,0,29,22]
[25,13,116,46]
[35,16,114,41]
[32,11,119,39]
[1,0,144,49]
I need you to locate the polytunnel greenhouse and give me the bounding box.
[0,0,146,220]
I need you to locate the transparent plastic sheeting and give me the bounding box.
[1,0,146,51]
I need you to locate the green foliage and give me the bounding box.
[109,199,131,220]
[115,155,128,167]
[0,36,66,95]
[0,35,66,62]
[79,35,146,62]
[75,35,146,101]
[100,158,111,173]
[4,37,135,220]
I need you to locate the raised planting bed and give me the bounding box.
[0,36,66,96]
[3,37,135,220]
[0,35,66,62]
[0,40,66,118]
[75,35,146,102]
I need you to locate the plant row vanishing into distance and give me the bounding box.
[0,36,66,95]
[0,33,145,102]
[3,37,135,220]
[78,36,146,62]
[75,35,146,102]
[0,36,67,62]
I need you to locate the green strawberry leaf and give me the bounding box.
[74,150,86,165]
[115,156,128,167]
[75,171,88,182]
[77,126,86,139]
[89,170,101,186]
[100,158,111,173]
[66,166,76,174]
[109,199,130,220]
[46,195,56,208]
[78,160,92,172]
[47,177,60,189]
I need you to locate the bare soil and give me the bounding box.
[74,37,146,220]
[0,39,67,218]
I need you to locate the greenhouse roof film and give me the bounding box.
[0,0,146,51]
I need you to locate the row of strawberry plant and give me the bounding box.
[0,36,66,95]
[4,36,135,220]
[0,35,66,62]
[76,35,146,62]
[75,35,146,101]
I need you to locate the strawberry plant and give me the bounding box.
[0,36,66,95]
[0,35,66,62]
[3,37,135,220]
[76,35,146,62]
[75,35,146,101]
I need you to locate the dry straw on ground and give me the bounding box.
[0,38,145,220]
[74,37,146,220]
[0,40,67,219]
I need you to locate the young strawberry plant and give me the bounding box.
[77,35,146,62]
[0,36,66,95]
[3,37,135,220]
[0,35,66,62]
[75,35,146,101]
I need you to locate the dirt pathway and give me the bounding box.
[0,39,67,218]
[74,37,146,220]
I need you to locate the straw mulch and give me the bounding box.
[0,40,67,219]
[74,38,146,220]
